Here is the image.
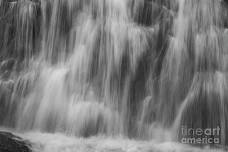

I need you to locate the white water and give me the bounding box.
[0,129,219,152]
[0,0,228,151]
[22,133,220,152]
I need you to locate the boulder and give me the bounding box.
[0,132,31,152]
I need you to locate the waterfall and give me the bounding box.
[170,0,228,145]
[0,0,228,149]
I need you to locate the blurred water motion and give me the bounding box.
[0,0,228,150]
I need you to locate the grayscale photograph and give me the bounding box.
[0,0,228,152]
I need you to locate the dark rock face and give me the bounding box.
[0,132,31,152]
[177,72,228,146]
[224,0,228,4]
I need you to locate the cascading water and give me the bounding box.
[0,0,228,151]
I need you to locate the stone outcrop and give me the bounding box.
[0,132,31,152]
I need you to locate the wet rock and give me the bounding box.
[0,132,31,152]
[0,80,14,123]
[177,72,228,146]
[0,59,16,80]
[222,0,228,28]
[132,0,174,27]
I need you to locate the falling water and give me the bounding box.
[0,0,228,151]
